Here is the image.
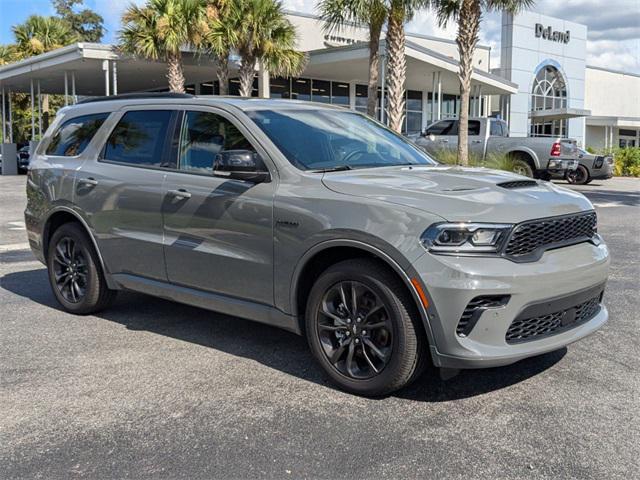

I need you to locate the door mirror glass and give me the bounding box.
[214,150,270,183]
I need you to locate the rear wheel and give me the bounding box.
[47,223,116,314]
[566,165,590,185]
[512,158,534,178]
[305,259,427,396]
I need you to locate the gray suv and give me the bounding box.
[25,94,610,396]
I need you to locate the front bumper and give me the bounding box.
[413,241,610,369]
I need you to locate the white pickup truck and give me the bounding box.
[411,117,578,179]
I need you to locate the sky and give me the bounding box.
[1,0,639,73]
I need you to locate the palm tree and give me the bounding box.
[119,0,209,93]
[431,0,534,165]
[385,0,427,133]
[203,0,237,95]
[0,45,17,65]
[317,0,387,118]
[231,0,306,97]
[12,15,77,57]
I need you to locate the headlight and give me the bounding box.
[421,223,513,254]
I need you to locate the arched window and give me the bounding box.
[530,65,568,137]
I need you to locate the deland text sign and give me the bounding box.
[535,23,570,44]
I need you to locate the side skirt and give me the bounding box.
[111,273,301,335]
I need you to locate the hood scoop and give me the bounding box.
[497,180,539,189]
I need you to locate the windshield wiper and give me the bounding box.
[310,165,354,173]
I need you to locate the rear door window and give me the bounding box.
[103,110,173,168]
[490,120,504,136]
[468,120,481,136]
[45,112,110,156]
[426,120,456,135]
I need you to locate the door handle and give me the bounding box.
[439,139,449,143]
[167,189,192,199]
[471,140,483,144]
[78,177,98,187]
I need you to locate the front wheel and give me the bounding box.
[305,259,427,396]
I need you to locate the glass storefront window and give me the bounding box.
[312,79,331,103]
[331,82,350,106]
[355,84,368,113]
[530,65,568,137]
[270,76,291,99]
[291,78,311,101]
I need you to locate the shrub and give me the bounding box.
[612,147,640,177]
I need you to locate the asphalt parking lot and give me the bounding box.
[1,175,638,479]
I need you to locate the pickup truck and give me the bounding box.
[411,117,578,179]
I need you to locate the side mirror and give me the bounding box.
[213,150,270,183]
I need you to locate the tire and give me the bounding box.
[512,157,534,178]
[566,165,590,185]
[47,222,116,314]
[305,258,427,396]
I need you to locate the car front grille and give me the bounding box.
[505,291,603,344]
[503,211,597,259]
[457,295,510,337]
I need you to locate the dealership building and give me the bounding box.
[1,9,639,163]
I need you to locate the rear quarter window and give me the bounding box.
[45,112,110,156]
[102,110,173,168]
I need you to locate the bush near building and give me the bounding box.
[430,150,518,173]
[612,147,640,177]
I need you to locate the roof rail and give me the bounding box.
[77,92,194,104]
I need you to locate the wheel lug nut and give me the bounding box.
[355,338,360,344]
[346,318,351,324]
[362,330,367,336]
[356,317,362,323]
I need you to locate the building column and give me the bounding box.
[37,79,42,137]
[436,72,442,121]
[380,55,387,124]
[1,87,6,143]
[103,60,110,96]
[71,71,77,103]
[30,78,35,140]
[257,62,270,99]
[7,89,12,143]
[348,82,356,111]
[111,62,118,96]
[64,71,69,106]
[421,88,429,132]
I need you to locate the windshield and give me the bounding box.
[246,109,437,171]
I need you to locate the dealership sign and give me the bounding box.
[535,23,570,43]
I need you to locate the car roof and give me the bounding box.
[66,94,345,115]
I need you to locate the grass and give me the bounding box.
[431,149,519,173]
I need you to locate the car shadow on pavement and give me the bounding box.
[1,267,565,402]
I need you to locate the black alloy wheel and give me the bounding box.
[317,280,393,379]
[566,165,590,185]
[52,236,88,303]
[47,222,116,314]
[306,259,427,396]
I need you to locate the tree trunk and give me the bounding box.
[456,0,481,166]
[386,7,406,133]
[217,51,230,95]
[167,52,186,93]
[366,24,381,118]
[238,58,256,97]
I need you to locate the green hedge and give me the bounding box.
[612,147,640,177]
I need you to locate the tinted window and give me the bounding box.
[45,113,109,156]
[103,110,172,167]
[179,111,256,174]
[426,120,456,135]
[248,109,436,171]
[468,120,481,136]
[490,119,503,136]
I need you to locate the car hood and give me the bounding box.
[321,165,594,223]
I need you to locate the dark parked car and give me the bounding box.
[565,148,614,185]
